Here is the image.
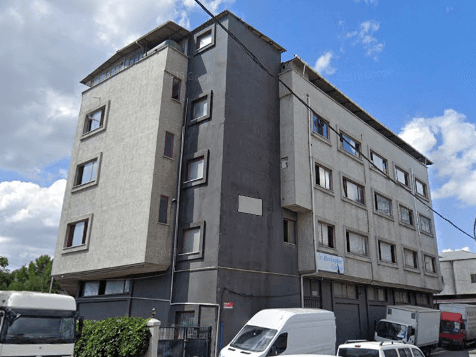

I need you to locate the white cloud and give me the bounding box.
[314,51,337,75]
[0,180,66,270]
[346,20,385,61]
[399,109,476,205]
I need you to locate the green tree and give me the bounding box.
[0,255,12,290]
[1,255,61,293]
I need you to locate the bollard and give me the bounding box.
[145,308,161,357]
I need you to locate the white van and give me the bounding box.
[219,308,336,357]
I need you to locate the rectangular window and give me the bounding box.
[404,249,418,269]
[368,287,387,301]
[318,222,335,248]
[395,290,410,304]
[176,311,195,327]
[424,255,437,273]
[187,157,205,182]
[159,195,168,224]
[192,96,208,120]
[197,30,212,49]
[65,220,88,247]
[164,132,174,158]
[312,113,329,139]
[105,279,131,295]
[341,133,361,157]
[333,282,357,299]
[395,166,409,187]
[419,215,432,235]
[375,193,392,216]
[84,107,104,133]
[283,219,296,244]
[82,281,100,296]
[415,179,428,198]
[379,241,396,263]
[343,178,365,204]
[316,165,332,190]
[470,274,476,283]
[182,227,201,254]
[370,151,387,173]
[399,205,414,226]
[172,77,181,100]
[346,231,368,256]
[75,159,98,186]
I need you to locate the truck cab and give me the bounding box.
[439,312,465,348]
[0,291,82,357]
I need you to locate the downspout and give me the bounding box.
[300,93,319,307]
[170,98,188,302]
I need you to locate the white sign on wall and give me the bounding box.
[317,252,345,274]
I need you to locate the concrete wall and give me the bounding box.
[279,64,441,293]
[439,258,476,295]
[52,46,188,292]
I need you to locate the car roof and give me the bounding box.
[338,341,418,350]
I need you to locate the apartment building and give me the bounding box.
[52,10,442,352]
[435,251,476,304]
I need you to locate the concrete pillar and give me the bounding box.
[145,317,161,357]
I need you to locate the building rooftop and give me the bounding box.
[283,56,433,166]
[439,250,476,261]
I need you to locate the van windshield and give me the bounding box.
[230,325,277,352]
[440,320,461,334]
[376,321,407,340]
[338,348,380,357]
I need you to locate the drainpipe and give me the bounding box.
[300,93,319,307]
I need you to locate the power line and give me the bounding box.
[193,0,474,241]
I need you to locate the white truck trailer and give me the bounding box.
[0,291,82,357]
[375,305,440,356]
[439,303,476,348]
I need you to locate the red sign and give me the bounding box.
[223,302,234,309]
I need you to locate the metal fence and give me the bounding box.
[157,326,212,357]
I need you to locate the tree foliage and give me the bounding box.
[0,254,61,292]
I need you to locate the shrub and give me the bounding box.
[75,316,151,357]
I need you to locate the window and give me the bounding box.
[269,333,288,355]
[343,178,365,205]
[316,165,332,190]
[379,241,396,264]
[75,159,98,186]
[176,311,195,327]
[164,132,174,158]
[197,30,212,50]
[182,227,201,254]
[82,279,131,297]
[411,348,425,357]
[187,157,204,182]
[395,166,409,187]
[370,151,387,173]
[318,222,335,248]
[419,214,432,235]
[312,113,329,139]
[471,274,476,283]
[340,133,361,157]
[415,179,428,198]
[65,220,88,247]
[84,107,104,134]
[333,282,357,299]
[404,249,418,269]
[346,231,368,256]
[395,290,410,304]
[172,77,181,100]
[424,255,437,273]
[283,219,296,244]
[192,96,208,120]
[399,205,414,226]
[159,195,168,224]
[375,193,392,216]
[416,293,430,305]
[368,287,387,301]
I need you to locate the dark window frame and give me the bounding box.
[164,131,174,158]
[158,195,169,224]
[172,77,181,101]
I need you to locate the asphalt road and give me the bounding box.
[432,346,471,357]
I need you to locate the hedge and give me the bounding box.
[75,316,151,357]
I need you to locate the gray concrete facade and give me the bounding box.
[52,10,442,355]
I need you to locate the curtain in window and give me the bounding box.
[377,195,391,215]
[318,222,329,246]
[188,159,204,181]
[372,153,386,171]
[183,228,200,254]
[380,242,393,262]
[400,207,410,224]
[348,232,366,255]
[420,216,431,233]
[193,97,207,119]
[319,167,331,189]
[424,256,434,272]
[404,250,416,267]
[346,181,362,202]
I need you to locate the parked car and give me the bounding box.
[337,340,427,357]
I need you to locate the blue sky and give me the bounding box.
[1,0,475,270]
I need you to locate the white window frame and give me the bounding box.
[374,192,392,217]
[378,240,397,264]
[194,26,215,54]
[81,101,110,140]
[419,214,433,236]
[182,150,209,188]
[189,91,212,124]
[316,164,332,191]
[340,132,361,158]
[343,177,365,205]
[415,178,428,198]
[63,213,93,254]
[370,150,387,174]
[178,222,205,261]
[346,231,368,257]
[395,166,410,187]
[72,153,102,192]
